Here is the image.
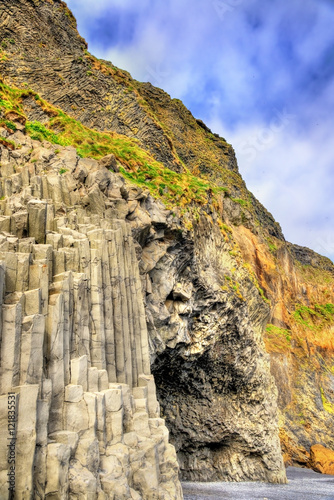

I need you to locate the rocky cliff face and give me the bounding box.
[0,130,183,498]
[0,0,333,497]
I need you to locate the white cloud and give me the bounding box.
[66,0,334,261]
[208,109,334,260]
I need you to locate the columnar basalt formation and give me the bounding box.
[0,130,183,499]
[0,0,333,492]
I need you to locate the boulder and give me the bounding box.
[309,444,334,475]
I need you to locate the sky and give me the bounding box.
[66,0,334,261]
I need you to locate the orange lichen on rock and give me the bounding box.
[308,444,334,475]
[279,428,309,466]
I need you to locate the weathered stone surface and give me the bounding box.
[27,200,47,244]
[71,356,88,392]
[15,385,39,497]
[0,303,22,393]
[24,288,42,315]
[88,367,99,393]
[103,387,123,413]
[309,444,334,475]
[49,431,79,458]
[98,369,109,391]
[19,314,44,385]
[65,385,84,403]
[0,119,289,492]
[45,443,71,499]
[0,129,183,497]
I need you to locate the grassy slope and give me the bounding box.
[0,76,229,209]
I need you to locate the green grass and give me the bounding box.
[0,79,231,209]
[266,324,292,342]
[320,388,334,415]
[119,163,221,206]
[220,222,232,233]
[0,135,16,150]
[25,120,71,146]
[265,324,292,352]
[267,237,277,253]
[0,119,17,131]
[231,197,249,207]
[293,303,334,330]
[296,262,333,285]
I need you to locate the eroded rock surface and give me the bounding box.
[309,444,334,475]
[0,125,287,493]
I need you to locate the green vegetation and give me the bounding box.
[59,168,67,175]
[25,121,70,146]
[320,387,334,415]
[257,285,269,304]
[220,222,232,234]
[231,197,249,207]
[0,135,15,150]
[242,262,270,305]
[266,324,291,342]
[297,262,333,285]
[0,118,17,131]
[265,324,292,352]
[293,303,334,330]
[267,237,277,253]
[223,275,244,300]
[119,164,226,207]
[0,79,230,209]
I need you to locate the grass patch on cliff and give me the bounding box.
[0,78,228,209]
[264,324,292,352]
[0,135,16,150]
[25,120,70,146]
[292,303,334,350]
[320,388,334,415]
[296,262,334,286]
[231,197,250,208]
[267,236,278,254]
[293,303,334,330]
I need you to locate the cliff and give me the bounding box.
[0,138,184,498]
[0,0,333,497]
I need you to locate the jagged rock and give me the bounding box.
[98,153,119,173]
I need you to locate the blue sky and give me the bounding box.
[66,0,334,261]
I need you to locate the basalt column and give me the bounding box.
[0,135,182,499]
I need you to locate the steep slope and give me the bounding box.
[0,0,333,489]
[0,77,287,490]
[0,0,285,241]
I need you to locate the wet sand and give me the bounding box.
[182,466,334,500]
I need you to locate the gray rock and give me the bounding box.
[0,136,183,499]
